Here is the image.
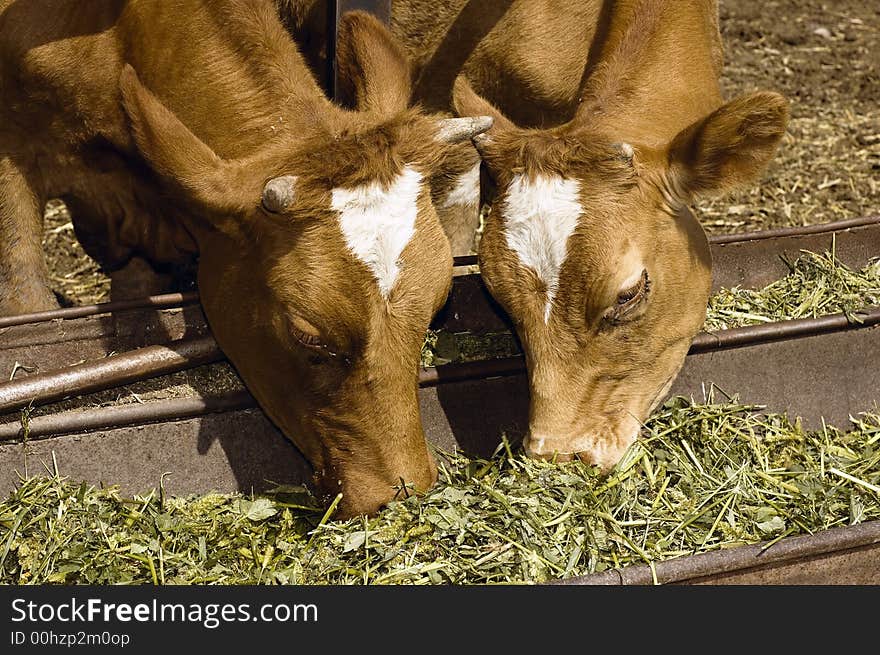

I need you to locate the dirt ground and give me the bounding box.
[39,0,879,306]
[699,0,879,232]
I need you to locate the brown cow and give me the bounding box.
[403,0,790,469]
[280,0,789,469]
[278,0,488,257]
[0,1,491,517]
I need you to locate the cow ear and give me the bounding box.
[335,11,412,116]
[452,76,515,152]
[119,65,252,214]
[667,91,790,199]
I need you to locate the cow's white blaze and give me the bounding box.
[441,162,481,210]
[332,166,422,299]
[501,174,583,322]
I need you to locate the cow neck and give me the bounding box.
[574,0,724,148]
[127,0,345,159]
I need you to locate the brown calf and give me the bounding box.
[391,0,790,468]
[0,1,490,517]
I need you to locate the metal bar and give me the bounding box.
[0,292,199,329]
[707,214,880,245]
[551,519,880,585]
[0,336,224,416]
[690,306,880,353]
[418,354,524,387]
[0,390,255,441]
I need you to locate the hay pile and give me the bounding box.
[705,249,880,331]
[2,396,878,585]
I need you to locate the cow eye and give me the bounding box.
[604,269,650,323]
[292,325,323,349]
[289,317,352,366]
[289,316,325,350]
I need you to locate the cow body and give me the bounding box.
[0,1,491,517]
[314,0,787,469]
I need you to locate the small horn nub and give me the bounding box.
[472,132,493,155]
[435,116,494,144]
[613,142,635,162]
[261,175,298,213]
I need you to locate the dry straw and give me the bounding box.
[2,393,878,585]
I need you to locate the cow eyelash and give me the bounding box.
[291,325,351,364]
[291,325,330,353]
[604,270,650,323]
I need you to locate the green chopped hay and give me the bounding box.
[3,396,878,585]
[705,248,880,331]
[421,329,520,367]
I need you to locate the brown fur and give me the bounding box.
[275,1,488,257]
[388,0,790,469]
[0,1,470,517]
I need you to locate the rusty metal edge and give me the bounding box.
[0,292,199,330]
[707,214,880,245]
[549,519,880,585]
[0,390,256,440]
[3,215,878,330]
[3,305,880,440]
[0,336,225,416]
[690,306,880,352]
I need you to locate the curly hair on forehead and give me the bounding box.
[483,128,639,188]
[287,107,446,190]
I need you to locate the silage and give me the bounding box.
[704,248,880,331]
[2,396,878,585]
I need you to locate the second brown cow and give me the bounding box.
[0,1,491,517]
[403,0,790,468]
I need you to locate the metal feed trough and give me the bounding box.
[1,215,879,584]
[1,1,878,585]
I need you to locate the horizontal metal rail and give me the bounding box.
[690,306,880,352]
[0,390,255,440]
[552,518,880,585]
[707,214,880,245]
[0,292,199,330]
[0,336,224,416]
[2,306,879,440]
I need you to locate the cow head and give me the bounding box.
[118,14,492,518]
[454,77,789,470]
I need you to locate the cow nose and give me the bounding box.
[523,428,637,471]
[523,435,575,462]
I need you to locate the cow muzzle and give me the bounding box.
[522,421,641,472]
[313,445,439,519]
